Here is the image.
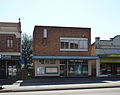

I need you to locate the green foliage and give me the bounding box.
[22,33,32,69]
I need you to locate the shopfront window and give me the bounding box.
[68,64,75,76]
[68,60,88,77]
[8,65,17,76]
[39,59,55,64]
[117,64,120,75]
[100,63,120,75]
[82,65,88,75]
[100,64,107,74]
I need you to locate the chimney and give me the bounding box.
[95,37,100,41]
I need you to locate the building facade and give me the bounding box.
[0,20,22,79]
[91,36,120,77]
[32,26,98,77]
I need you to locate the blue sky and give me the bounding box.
[0,0,120,43]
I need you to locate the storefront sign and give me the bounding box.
[2,55,11,59]
[100,58,120,63]
[37,67,45,75]
[45,67,58,74]
[109,54,120,57]
[69,60,84,62]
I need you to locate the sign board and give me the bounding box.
[45,67,58,74]
[2,55,11,59]
[37,67,45,75]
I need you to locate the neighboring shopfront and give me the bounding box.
[100,56,120,76]
[0,59,21,79]
[92,36,120,77]
[0,20,22,79]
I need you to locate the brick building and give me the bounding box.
[91,36,120,77]
[32,25,98,77]
[0,20,22,79]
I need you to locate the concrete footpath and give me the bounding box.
[0,77,120,92]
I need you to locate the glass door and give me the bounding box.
[60,64,66,77]
[0,62,6,79]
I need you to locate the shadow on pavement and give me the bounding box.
[20,77,120,86]
[0,79,17,85]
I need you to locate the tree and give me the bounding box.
[22,33,32,69]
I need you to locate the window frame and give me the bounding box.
[7,36,14,48]
[60,37,88,51]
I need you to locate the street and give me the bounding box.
[0,88,120,95]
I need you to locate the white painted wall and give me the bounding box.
[88,62,91,76]
[96,59,100,77]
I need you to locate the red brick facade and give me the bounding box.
[0,21,22,79]
[33,26,91,56]
[0,34,21,52]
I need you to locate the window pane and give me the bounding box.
[7,39,13,48]
[83,40,88,48]
[50,60,55,64]
[70,40,79,49]
[79,41,84,48]
[64,42,69,49]
[61,42,64,48]
[7,40,10,48]
[60,38,88,51]
[74,40,79,49]
[82,65,88,74]
[70,40,74,49]
[10,40,13,48]
[61,42,69,49]
[44,60,49,64]
[39,60,44,64]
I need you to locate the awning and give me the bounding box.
[32,56,99,60]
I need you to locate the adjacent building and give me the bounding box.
[91,35,120,77]
[32,25,98,77]
[0,20,22,79]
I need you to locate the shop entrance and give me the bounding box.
[0,61,7,79]
[60,65,66,77]
[60,60,67,77]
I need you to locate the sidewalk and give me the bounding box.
[0,78,17,90]
[0,77,120,92]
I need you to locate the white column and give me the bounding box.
[67,60,69,77]
[96,59,100,77]
[56,60,60,76]
[88,62,91,76]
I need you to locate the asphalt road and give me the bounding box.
[0,88,120,95]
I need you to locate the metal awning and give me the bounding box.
[32,56,99,60]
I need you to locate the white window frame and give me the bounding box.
[7,39,13,48]
[43,29,47,38]
[60,37,88,51]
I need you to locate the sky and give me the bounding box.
[0,0,120,43]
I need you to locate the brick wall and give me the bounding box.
[0,34,21,52]
[0,22,21,53]
[33,26,91,56]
